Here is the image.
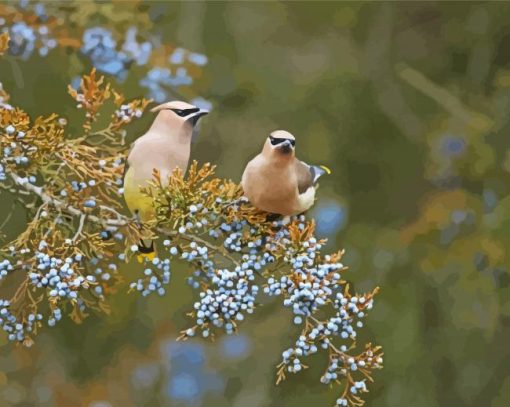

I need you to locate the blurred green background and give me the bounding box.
[1,1,510,406]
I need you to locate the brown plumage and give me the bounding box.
[123,100,208,256]
[241,130,330,216]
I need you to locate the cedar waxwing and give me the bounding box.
[123,100,208,259]
[241,130,330,216]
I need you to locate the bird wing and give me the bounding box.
[122,143,134,182]
[295,160,314,194]
[295,161,331,194]
[121,135,145,181]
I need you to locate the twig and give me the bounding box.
[9,172,127,228]
[0,200,16,230]
[8,171,242,267]
[157,227,240,267]
[397,63,493,129]
[308,315,349,360]
[99,204,125,221]
[72,214,86,242]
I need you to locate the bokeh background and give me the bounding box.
[1,1,510,406]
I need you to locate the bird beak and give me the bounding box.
[188,109,209,126]
[277,139,294,154]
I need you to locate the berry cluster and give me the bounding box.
[129,255,171,297]
[81,27,152,80]
[0,20,56,60]
[0,3,211,110]
[114,104,143,124]
[29,250,91,302]
[187,268,259,338]
[0,299,42,345]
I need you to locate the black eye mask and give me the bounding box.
[269,136,295,147]
[168,107,200,117]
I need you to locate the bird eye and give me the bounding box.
[171,108,200,117]
[170,109,186,117]
[269,136,295,147]
[269,136,282,146]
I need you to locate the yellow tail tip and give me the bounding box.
[320,165,332,175]
[137,252,157,263]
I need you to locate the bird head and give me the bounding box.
[150,100,209,130]
[264,130,296,160]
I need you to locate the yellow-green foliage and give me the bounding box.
[0,32,381,407]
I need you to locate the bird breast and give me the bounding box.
[242,157,300,215]
[129,136,190,185]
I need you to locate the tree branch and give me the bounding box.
[8,172,128,228]
[72,213,86,242]
[7,171,241,266]
[157,227,240,266]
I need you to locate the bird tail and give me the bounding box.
[137,239,156,263]
[311,165,332,184]
[319,165,332,175]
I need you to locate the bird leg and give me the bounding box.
[133,209,157,263]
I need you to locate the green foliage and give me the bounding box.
[0,24,381,407]
[1,1,510,406]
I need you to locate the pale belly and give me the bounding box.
[243,170,315,216]
[123,166,157,223]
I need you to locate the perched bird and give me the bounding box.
[123,100,209,259]
[241,130,330,216]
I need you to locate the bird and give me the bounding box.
[123,100,209,260]
[241,130,331,216]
